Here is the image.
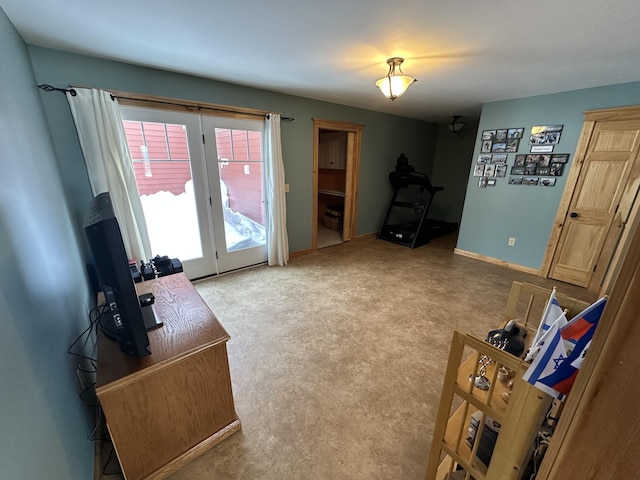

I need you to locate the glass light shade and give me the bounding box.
[448,115,465,133]
[376,57,417,100]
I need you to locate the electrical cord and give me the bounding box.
[528,432,550,480]
[87,418,100,443]
[79,381,98,407]
[527,413,555,479]
[102,444,123,476]
[67,303,106,369]
[67,302,107,409]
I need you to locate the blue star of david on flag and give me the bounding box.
[553,355,565,369]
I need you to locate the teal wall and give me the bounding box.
[27,47,437,253]
[457,83,640,270]
[0,32,437,477]
[6,5,638,476]
[0,8,93,480]
[431,121,479,224]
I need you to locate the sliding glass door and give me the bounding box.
[120,107,267,278]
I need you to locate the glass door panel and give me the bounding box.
[215,127,266,252]
[121,107,217,279]
[202,116,268,272]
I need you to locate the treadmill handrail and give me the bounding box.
[389,170,444,194]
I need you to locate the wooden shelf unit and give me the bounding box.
[425,282,591,480]
[427,332,551,480]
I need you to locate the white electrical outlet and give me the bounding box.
[284,183,290,192]
[508,237,516,246]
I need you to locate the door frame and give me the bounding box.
[312,118,363,251]
[541,105,640,294]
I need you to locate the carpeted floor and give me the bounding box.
[178,234,594,480]
[99,233,593,479]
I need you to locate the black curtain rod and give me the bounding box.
[38,84,76,96]
[267,113,295,122]
[38,84,294,121]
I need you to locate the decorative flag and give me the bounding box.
[560,297,607,347]
[523,297,607,399]
[537,332,593,396]
[524,288,566,362]
[524,312,567,363]
[532,288,563,345]
[522,319,567,399]
[570,340,591,370]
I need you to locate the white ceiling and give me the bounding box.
[3,0,640,123]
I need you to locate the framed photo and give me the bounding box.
[484,164,497,177]
[479,177,488,188]
[524,162,538,175]
[495,164,507,177]
[523,176,540,186]
[539,154,551,167]
[506,138,520,152]
[514,154,526,167]
[536,166,550,176]
[526,154,541,163]
[487,178,497,187]
[478,154,492,164]
[551,153,570,163]
[491,154,507,163]
[481,140,493,153]
[482,130,496,141]
[511,166,525,175]
[492,142,506,153]
[473,163,486,176]
[509,176,523,185]
[508,128,524,139]
[540,178,556,187]
[530,125,564,145]
[495,129,508,143]
[550,163,565,176]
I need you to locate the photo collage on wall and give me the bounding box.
[475,127,523,187]
[508,153,569,186]
[481,128,523,154]
[476,124,568,188]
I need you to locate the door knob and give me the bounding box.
[569,212,578,218]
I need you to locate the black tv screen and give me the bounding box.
[84,192,151,357]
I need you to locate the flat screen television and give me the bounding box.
[84,192,152,357]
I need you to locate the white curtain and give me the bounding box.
[66,88,151,262]
[264,113,289,266]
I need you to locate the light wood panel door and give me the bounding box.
[548,113,640,288]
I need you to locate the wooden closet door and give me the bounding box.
[547,111,640,288]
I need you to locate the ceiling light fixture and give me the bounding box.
[376,57,417,100]
[448,115,465,133]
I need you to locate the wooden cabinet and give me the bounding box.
[318,131,347,169]
[425,282,591,480]
[96,273,240,480]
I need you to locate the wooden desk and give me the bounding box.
[96,273,240,480]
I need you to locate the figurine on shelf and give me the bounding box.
[469,354,492,390]
[501,378,515,403]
